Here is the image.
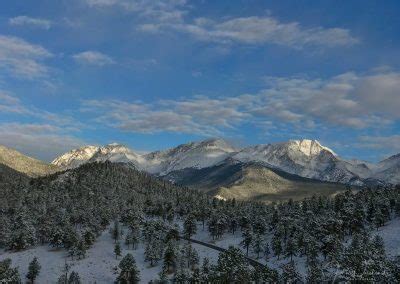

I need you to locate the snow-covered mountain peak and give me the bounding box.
[197,138,237,152]
[288,139,336,157]
[52,145,99,168]
[98,143,132,155]
[141,138,237,174]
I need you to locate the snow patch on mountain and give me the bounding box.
[142,138,237,174]
[51,138,400,185]
[52,146,100,169]
[233,139,362,185]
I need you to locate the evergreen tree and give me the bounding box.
[200,257,211,283]
[0,258,21,283]
[163,241,177,273]
[281,261,303,284]
[114,241,122,259]
[285,236,298,261]
[252,265,279,284]
[240,229,253,256]
[306,259,325,283]
[26,257,41,283]
[272,234,282,259]
[112,221,120,243]
[215,246,251,283]
[183,214,197,239]
[252,233,265,259]
[68,271,81,284]
[116,253,140,284]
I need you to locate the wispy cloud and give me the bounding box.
[0,122,85,161]
[149,16,359,48]
[356,135,400,154]
[81,69,400,137]
[0,34,53,79]
[73,50,115,66]
[0,89,87,160]
[9,16,52,29]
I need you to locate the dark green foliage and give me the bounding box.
[114,242,122,259]
[116,253,140,284]
[26,257,41,283]
[215,246,252,283]
[0,258,21,283]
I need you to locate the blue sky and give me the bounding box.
[1,0,400,162]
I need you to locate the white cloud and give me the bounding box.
[168,16,358,48]
[9,16,52,29]
[356,135,400,153]
[0,35,52,79]
[83,0,357,49]
[81,69,400,136]
[73,51,115,66]
[81,95,250,136]
[0,123,85,161]
[255,71,400,128]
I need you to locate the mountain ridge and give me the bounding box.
[0,145,58,177]
[49,138,400,186]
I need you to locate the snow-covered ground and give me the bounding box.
[374,218,400,257]
[1,227,161,283]
[0,222,223,283]
[2,218,399,283]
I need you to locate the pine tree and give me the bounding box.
[252,265,279,283]
[215,246,251,283]
[281,261,302,284]
[112,220,120,243]
[116,253,140,284]
[0,258,21,283]
[68,271,81,284]
[252,233,265,259]
[240,229,253,256]
[183,214,197,239]
[306,258,325,283]
[163,240,177,273]
[200,257,211,283]
[114,241,122,259]
[184,243,199,270]
[26,257,41,283]
[83,230,95,247]
[285,236,298,261]
[145,237,163,266]
[272,234,282,259]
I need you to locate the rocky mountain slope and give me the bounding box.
[51,138,399,186]
[0,145,58,177]
[52,139,237,175]
[233,140,364,185]
[372,154,400,185]
[164,159,348,203]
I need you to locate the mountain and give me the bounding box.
[142,138,237,174]
[52,139,237,175]
[52,145,99,168]
[0,163,29,190]
[165,159,348,203]
[0,145,58,177]
[233,139,364,185]
[52,138,400,187]
[371,154,400,184]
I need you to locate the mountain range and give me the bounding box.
[1,138,398,202]
[51,138,399,186]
